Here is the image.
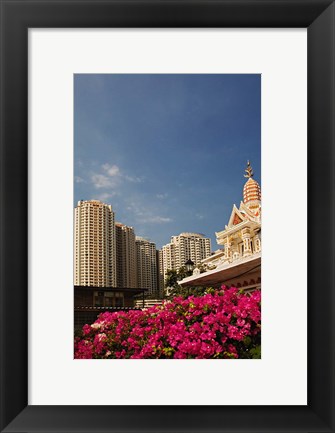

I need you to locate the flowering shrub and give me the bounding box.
[74,286,261,359]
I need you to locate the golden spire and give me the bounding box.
[244,160,254,178]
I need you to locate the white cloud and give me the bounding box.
[102,163,120,177]
[94,192,117,202]
[74,176,85,183]
[124,174,142,183]
[91,164,122,189]
[91,174,114,189]
[101,162,142,183]
[138,216,172,224]
[126,200,172,224]
[156,193,168,199]
[126,202,144,216]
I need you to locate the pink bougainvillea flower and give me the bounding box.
[74,286,261,359]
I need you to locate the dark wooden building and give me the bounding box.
[74,285,147,331]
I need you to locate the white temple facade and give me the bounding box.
[180,161,261,291]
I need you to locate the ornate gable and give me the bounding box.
[227,205,247,227]
[239,201,261,222]
[233,214,242,225]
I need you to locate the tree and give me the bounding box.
[164,266,208,299]
[164,266,189,288]
[164,269,180,290]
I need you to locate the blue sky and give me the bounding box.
[74,74,261,249]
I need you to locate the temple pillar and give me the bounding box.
[224,236,231,260]
[254,233,261,253]
[242,229,252,257]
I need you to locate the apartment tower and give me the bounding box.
[74,200,116,287]
[115,223,137,288]
[156,249,164,297]
[162,232,211,278]
[135,237,157,296]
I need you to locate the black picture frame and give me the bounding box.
[1,1,334,432]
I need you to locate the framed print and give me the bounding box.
[29,29,305,406]
[0,0,334,432]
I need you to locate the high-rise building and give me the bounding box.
[161,242,175,280]
[135,237,157,296]
[156,249,164,297]
[74,200,116,287]
[161,232,211,279]
[115,223,137,288]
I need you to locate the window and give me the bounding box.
[93,291,104,307]
[104,296,113,307]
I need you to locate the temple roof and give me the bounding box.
[243,177,261,204]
